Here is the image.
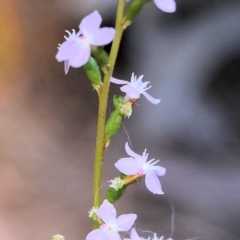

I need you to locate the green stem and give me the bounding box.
[93,0,125,226]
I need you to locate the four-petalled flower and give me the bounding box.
[56,10,115,74]
[86,200,137,240]
[111,73,161,105]
[154,0,176,13]
[115,142,166,194]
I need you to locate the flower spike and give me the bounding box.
[111,73,160,105]
[56,10,115,74]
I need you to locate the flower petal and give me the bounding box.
[153,166,166,176]
[80,10,101,34]
[56,39,90,68]
[115,157,142,175]
[97,200,116,223]
[68,43,90,67]
[91,28,116,45]
[116,214,137,231]
[110,77,130,85]
[153,0,176,13]
[130,228,141,240]
[142,91,161,105]
[86,229,121,240]
[120,85,140,99]
[86,229,106,240]
[145,172,164,194]
[125,142,141,158]
[64,60,70,75]
[56,40,80,62]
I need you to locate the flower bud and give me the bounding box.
[105,185,127,203]
[106,173,128,203]
[83,57,102,92]
[104,110,123,147]
[113,95,125,109]
[123,0,151,28]
[91,47,110,73]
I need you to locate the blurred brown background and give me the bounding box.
[0,0,240,239]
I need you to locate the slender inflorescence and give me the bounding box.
[54,1,181,240]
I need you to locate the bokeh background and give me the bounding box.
[0,0,240,239]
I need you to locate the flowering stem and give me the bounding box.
[93,0,125,227]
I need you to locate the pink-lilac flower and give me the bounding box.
[110,73,161,105]
[153,0,176,13]
[123,228,148,240]
[115,142,166,194]
[86,199,137,240]
[56,10,115,74]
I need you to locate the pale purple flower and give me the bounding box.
[153,0,176,13]
[86,200,137,240]
[111,73,161,105]
[115,142,166,194]
[56,10,115,74]
[123,228,148,240]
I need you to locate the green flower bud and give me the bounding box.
[123,0,151,28]
[104,110,123,147]
[105,185,127,203]
[83,57,102,92]
[106,173,128,203]
[113,95,126,109]
[91,47,110,73]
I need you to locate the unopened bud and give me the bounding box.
[83,57,102,92]
[105,185,127,203]
[104,110,123,147]
[91,47,109,73]
[123,0,151,28]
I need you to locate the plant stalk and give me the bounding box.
[93,0,125,228]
